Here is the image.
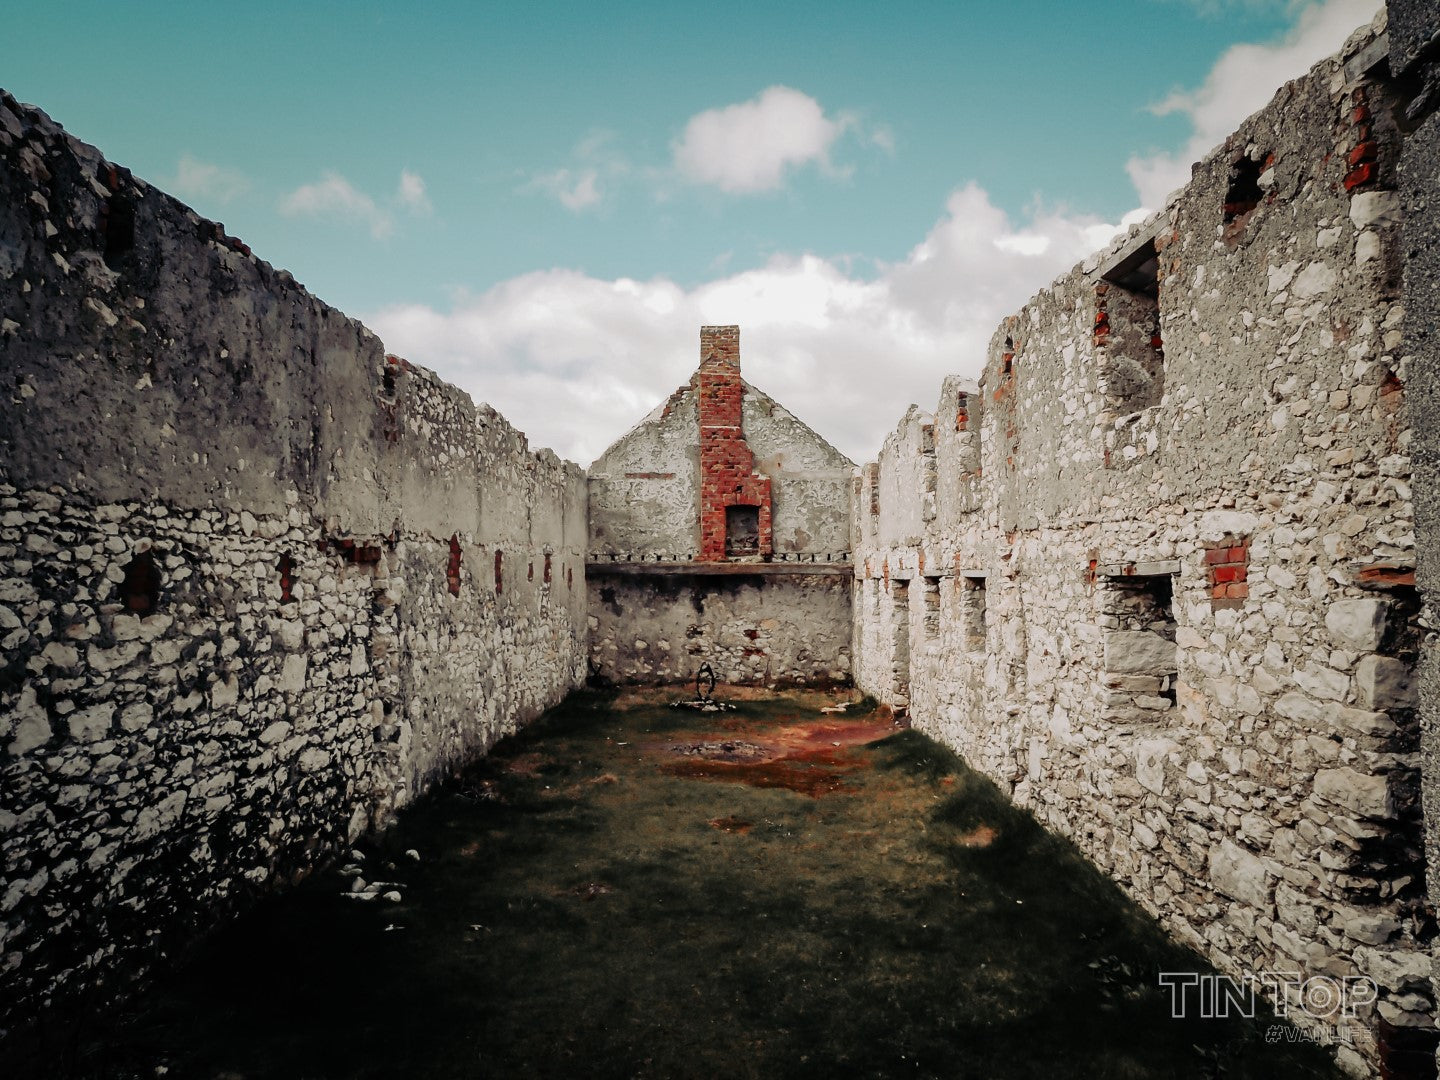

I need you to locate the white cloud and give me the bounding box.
[869,125,897,155]
[364,184,1129,465]
[171,154,249,205]
[363,0,1380,467]
[531,167,602,211]
[397,169,431,214]
[672,86,851,194]
[281,172,394,238]
[1161,0,1297,15]
[1126,0,1381,206]
[525,131,629,211]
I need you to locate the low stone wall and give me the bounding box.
[851,17,1432,1075]
[588,566,851,687]
[0,92,587,1031]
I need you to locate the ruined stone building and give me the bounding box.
[587,325,853,686]
[3,2,1440,1077]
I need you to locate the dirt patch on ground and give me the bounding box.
[613,683,861,711]
[499,751,546,777]
[667,739,773,762]
[957,824,998,848]
[707,816,753,834]
[655,711,906,797]
[662,753,858,798]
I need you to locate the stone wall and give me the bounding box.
[1391,0,1440,1073]
[587,327,854,686]
[588,567,851,687]
[0,91,587,1031]
[588,330,852,564]
[851,16,1433,1074]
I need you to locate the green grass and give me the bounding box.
[11,690,1343,1079]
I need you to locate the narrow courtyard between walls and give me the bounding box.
[12,689,1344,1080]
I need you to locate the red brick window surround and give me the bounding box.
[1205,535,1249,610]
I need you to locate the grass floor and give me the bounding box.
[17,689,1342,1079]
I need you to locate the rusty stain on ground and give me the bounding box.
[657,710,906,797]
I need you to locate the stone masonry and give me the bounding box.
[588,327,854,686]
[5,3,1440,1076]
[1394,0,1440,1076]
[852,13,1434,1075]
[0,92,587,1034]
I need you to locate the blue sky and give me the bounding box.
[4,0,1382,462]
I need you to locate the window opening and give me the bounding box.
[922,576,941,639]
[1099,572,1177,718]
[447,535,462,596]
[725,505,760,557]
[121,550,160,613]
[961,575,987,654]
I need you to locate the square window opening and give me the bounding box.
[922,576,941,639]
[1099,572,1177,718]
[961,574,987,655]
[725,505,761,557]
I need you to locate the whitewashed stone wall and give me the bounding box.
[0,92,586,1031]
[852,17,1431,1075]
[587,354,854,686]
[588,376,852,561]
[588,569,851,687]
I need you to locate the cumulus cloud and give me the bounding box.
[171,153,249,205]
[363,0,1377,466]
[281,172,394,238]
[397,169,432,214]
[1126,0,1381,206]
[364,184,1133,465]
[672,86,855,194]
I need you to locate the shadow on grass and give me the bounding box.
[7,691,1344,1080]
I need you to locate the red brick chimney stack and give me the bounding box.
[699,324,741,375]
[696,326,772,561]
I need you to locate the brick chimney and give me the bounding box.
[696,326,772,561]
[699,323,740,375]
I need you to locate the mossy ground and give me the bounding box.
[19,689,1341,1079]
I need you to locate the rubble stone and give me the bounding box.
[849,15,1432,1071]
[0,90,588,1036]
